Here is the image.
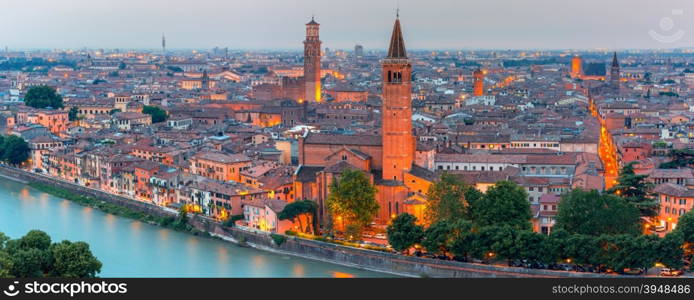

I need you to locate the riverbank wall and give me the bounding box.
[1,166,614,278]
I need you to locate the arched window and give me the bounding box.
[387,71,392,82]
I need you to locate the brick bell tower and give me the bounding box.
[304,16,322,102]
[382,15,414,182]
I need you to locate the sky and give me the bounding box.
[1,0,694,50]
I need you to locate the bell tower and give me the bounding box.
[304,16,322,102]
[381,15,414,182]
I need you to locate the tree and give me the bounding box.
[2,135,30,165]
[606,234,658,273]
[17,230,51,250]
[471,181,532,230]
[24,85,63,109]
[422,220,453,256]
[49,241,102,278]
[387,213,424,252]
[660,149,694,169]
[563,234,600,266]
[68,106,79,121]
[674,210,694,255]
[515,230,551,264]
[0,230,102,278]
[9,248,49,277]
[424,174,469,224]
[326,169,379,238]
[607,162,658,217]
[656,232,685,269]
[449,220,474,259]
[468,225,518,261]
[278,200,318,234]
[142,105,168,123]
[555,189,640,236]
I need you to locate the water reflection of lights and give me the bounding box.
[292,264,306,277]
[332,271,355,278]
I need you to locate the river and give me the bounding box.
[0,177,390,278]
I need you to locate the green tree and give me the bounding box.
[387,213,424,252]
[555,189,641,236]
[9,248,49,277]
[17,230,51,250]
[471,181,531,230]
[424,173,469,224]
[606,234,658,272]
[563,234,600,266]
[142,105,168,123]
[659,149,694,168]
[327,169,378,238]
[468,225,517,261]
[0,230,102,278]
[449,220,474,259]
[278,200,318,234]
[656,232,685,269]
[24,85,63,108]
[515,230,552,263]
[49,241,102,278]
[0,251,12,278]
[422,220,453,256]
[674,210,694,255]
[68,106,79,121]
[607,162,658,217]
[2,135,30,165]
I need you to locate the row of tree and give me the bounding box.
[389,213,685,272]
[386,166,689,272]
[0,230,102,278]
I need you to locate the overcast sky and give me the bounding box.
[1,0,693,50]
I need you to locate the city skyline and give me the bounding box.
[2,0,694,50]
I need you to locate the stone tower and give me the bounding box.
[381,16,414,182]
[473,68,484,96]
[610,52,620,89]
[304,17,322,102]
[571,55,582,79]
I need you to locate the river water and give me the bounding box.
[0,178,389,278]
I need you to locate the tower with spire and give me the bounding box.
[162,33,166,56]
[610,52,620,89]
[303,16,322,102]
[381,14,414,183]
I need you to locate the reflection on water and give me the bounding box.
[0,178,390,278]
[332,271,355,278]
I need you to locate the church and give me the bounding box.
[293,16,437,227]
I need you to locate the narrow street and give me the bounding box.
[590,97,619,189]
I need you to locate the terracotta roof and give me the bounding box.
[653,183,694,197]
[303,133,381,146]
[649,168,694,179]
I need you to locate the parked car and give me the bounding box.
[660,268,684,276]
[623,268,644,275]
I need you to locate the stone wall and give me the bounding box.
[2,166,617,278]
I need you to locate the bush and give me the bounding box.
[222,215,244,227]
[270,234,287,246]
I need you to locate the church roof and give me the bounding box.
[387,18,407,59]
[611,52,619,68]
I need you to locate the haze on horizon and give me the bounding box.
[1,0,693,51]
